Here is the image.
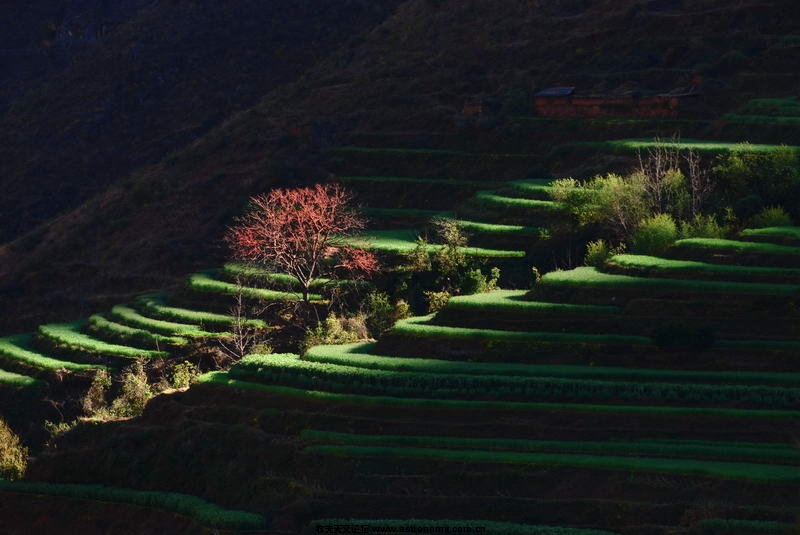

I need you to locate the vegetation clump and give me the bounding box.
[0,418,27,481]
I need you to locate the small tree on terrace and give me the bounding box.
[225,184,378,302]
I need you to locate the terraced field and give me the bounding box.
[189,223,800,532]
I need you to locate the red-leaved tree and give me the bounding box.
[225,184,378,302]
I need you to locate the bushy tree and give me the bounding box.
[226,184,379,302]
[630,214,678,256]
[0,418,27,481]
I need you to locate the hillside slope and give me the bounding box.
[1,0,798,334]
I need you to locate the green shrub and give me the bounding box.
[584,240,626,268]
[82,369,112,415]
[424,291,451,313]
[301,314,362,353]
[749,206,794,228]
[172,361,200,389]
[363,293,412,338]
[630,214,677,256]
[459,266,500,295]
[111,361,152,418]
[680,214,728,239]
[0,418,27,481]
[652,323,716,352]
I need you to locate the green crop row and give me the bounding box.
[301,429,800,465]
[473,191,563,211]
[346,230,526,258]
[187,271,318,302]
[308,519,617,535]
[135,294,263,330]
[455,220,547,237]
[392,315,651,346]
[0,368,45,388]
[231,354,800,408]
[198,372,800,420]
[672,238,800,257]
[604,254,800,282]
[445,290,621,315]
[0,334,106,373]
[38,322,167,359]
[693,518,799,534]
[741,227,800,241]
[221,263,366,293]
[0,480,267,530]
[304,444,800,483]
[566,139,800,154]
[88,314,187,348]
[538,266,800,296]
[109,305,217,338]
[304,343,800,387]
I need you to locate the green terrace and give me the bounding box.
[561,139,800,155]
[694,518,799,535]
[107,304,222,338]
[221,263,368,293]
[442,290,621,315]
[454,220,548,238]
[0,481,267,531]
[87,314,189,348]
[37,322,168,360]
[186,270,321,302]
[135,293,265,330]
[0,368,45,388]
[305,343,800,387]
[302,430,800,466]
[740,226,800,244]
[344,229,525,258]
[603,254,800,283]
[668,238,800,265]
[472,191,564,213]
[304,443,800,484]
[535,266,800,297]
[198,372,800,421]
[225,352,800,408]
[331,146,469,156]
[0,334,109,374]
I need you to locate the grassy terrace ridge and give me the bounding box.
[0,367,45,388]
[304,444,800,483]
[673,238,800,255]
[604,254,800,281]
[301,430,800,465]
[473,191,563,210]
[538,266,800,296]
[564,139,800,154]
[0,481,267,530]
[331,146,469,155]
[38,322,168,359]
[304,343,800,387]
[741,226,800,241]
[221,263,366,291]
[0,334,109,372]
[454,220,547,237]
[187,270,321,302]
[229,354,800,408]
[198,372,800,420]
[135,294,263,330]
[308,519,618,535]
[88,314,188,347]
[392,315,651,346]
[361,207,453,218]
[445,290,621,315]
[345,230,525,258]
[338,176,499,186]
[109,305,220,338]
